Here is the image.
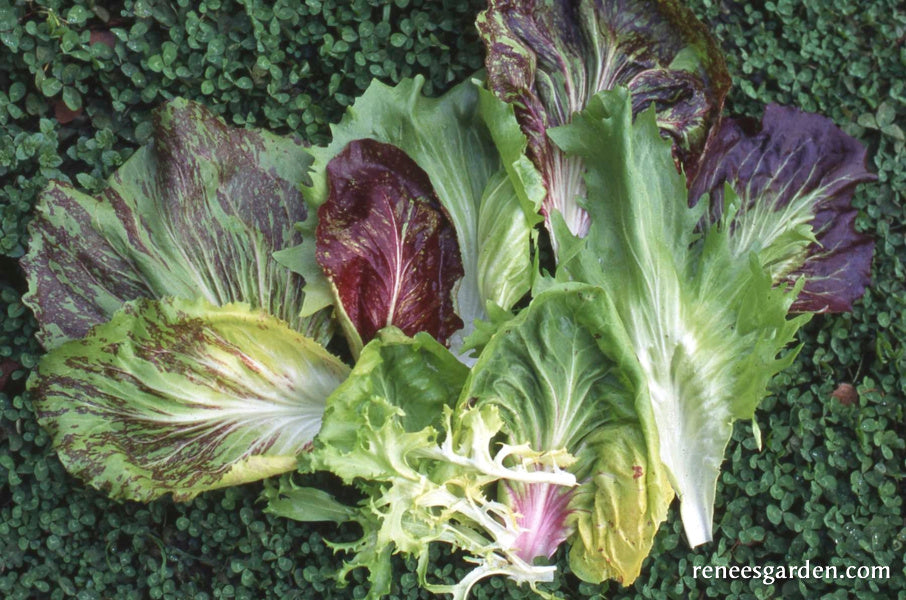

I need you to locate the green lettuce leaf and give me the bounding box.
[550,88,809,546]
[476,84,547,222]
[287,76,534,359]
[29,297,350,502]
[462,284,672,584]
[477,169,535,313]
[263,480,358,524]
[22,98,328,350]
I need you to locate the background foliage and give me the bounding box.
[0,0,903,598]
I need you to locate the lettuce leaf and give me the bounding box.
[22,98,327,350]
[316,139,464,355]
[29,297,350,502]
[550,88,809,546]
[462,284,672,584]
[688,104,877,312]
[283,77,534,359]
[478,0,730,247]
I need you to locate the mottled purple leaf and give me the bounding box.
[478,0,730,243]
[22,98,325,350]
[689,104,877,312]
[316,139,464,351]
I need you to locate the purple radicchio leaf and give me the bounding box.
[316,139,464,351]
[478,0,730,242]
[688,104,877,313]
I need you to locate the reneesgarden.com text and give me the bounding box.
[693,560,890,585]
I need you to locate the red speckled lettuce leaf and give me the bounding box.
[316,139,464,354]
[478,0,730,246]
[21,98,328,350]
[28,297,349,503]
[688,104,877,312]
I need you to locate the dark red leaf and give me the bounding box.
[0,358,19,392]
[317,139,464,346]
[53,100,82,124]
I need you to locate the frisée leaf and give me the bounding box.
[270,328,578,599]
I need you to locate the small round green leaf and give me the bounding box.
[66,5,94,25]
[62,86,82,111]
[40,77,63,97]
[8,81,25,103]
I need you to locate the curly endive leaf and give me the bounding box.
[29,297,349,502]
[22,98,325,350]
[285,329,576,599]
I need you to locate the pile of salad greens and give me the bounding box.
[21,1,876,598]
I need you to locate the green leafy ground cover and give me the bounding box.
[0,0,903,598]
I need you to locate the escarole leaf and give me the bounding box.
[21,98,326,351]
[688,104,877,313]
[551,88,808,547]
[29,297,350,502]
[290,329,576,599]
[478,0,730,247]
[291,77,533,359]
[476,84,547,221]
[316,139,464,356]
[462,284,672,584]
[477,169,536,313]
